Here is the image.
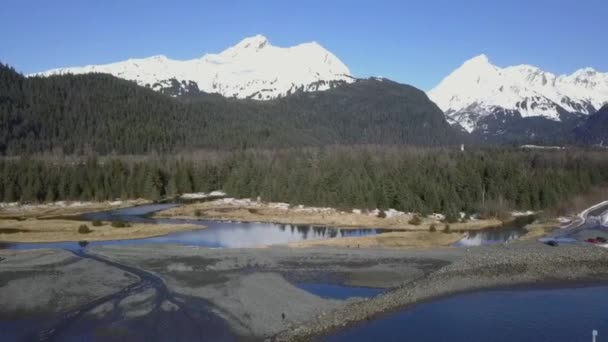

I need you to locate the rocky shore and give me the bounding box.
[274,241,608,341]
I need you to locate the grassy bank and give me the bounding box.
[155,199,502,232]
[0,218,202,243]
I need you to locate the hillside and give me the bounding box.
[0,64,465,155]
[574,105,608,146]
[428,54,608,140]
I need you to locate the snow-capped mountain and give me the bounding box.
[428,54,608,133]
[32,35,354,100]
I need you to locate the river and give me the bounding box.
[327,284,608,342]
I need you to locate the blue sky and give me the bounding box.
[2,0,606,90]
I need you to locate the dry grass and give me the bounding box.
[157,202,502,232]
[289,231,464,248]
[0,218,202,243]
[520,219,560,241]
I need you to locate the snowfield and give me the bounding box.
[31,35,354,100]
[428,54,608,132]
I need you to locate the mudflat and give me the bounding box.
[0,248,138,318]
[86,244,461,339]
[3,240,607,341]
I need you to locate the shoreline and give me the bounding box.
[2,240,608,340]
[154,200,506,232]
[273,241,608,341]
[0,219,204,244]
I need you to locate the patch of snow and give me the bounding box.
[180,191,226,199]
[369,209,381,217]
[429,213,446,221]
[385,209,405,218]
[512,210,535,217]
[520,145,564,150]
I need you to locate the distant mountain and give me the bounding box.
[1,64,464,155]
[31,35,354,100]
[428,55,608,136]
[574,104,608,146]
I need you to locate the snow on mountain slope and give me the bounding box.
[32,35,354,100]
[428,54,608,132]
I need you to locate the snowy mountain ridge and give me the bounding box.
[428,55,608,133]
[31,35,354,100]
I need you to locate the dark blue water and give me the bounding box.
[297,283,384,300]
[2,204,386,250]
[327,285,608,342]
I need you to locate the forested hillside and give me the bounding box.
[0,64,465,155]
[574,104,608,146]
[3,147,607,215]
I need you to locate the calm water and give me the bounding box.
[2,204,386,250]
[297,283,384,300]
[327,285,608,342]
[455,216,535,247]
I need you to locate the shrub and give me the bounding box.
[78,224,91,234]
[443,224,451,233]
[377,210,386,218]
[429,224,437,232]
[194,209,202,217]
[444,211,459,224]
[111,220,130,228]
[408,215,422,225]
[92,220,103,227]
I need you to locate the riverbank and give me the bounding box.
[2,240,608,340]
[154,198,503,232]
[0,199,150,220]
[0,218,202,243]
[275,241,608,341]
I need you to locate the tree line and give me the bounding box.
[0,63,463,156]
[2,147,607,216]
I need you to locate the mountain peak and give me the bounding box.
[32,35,353,100]
[571,67,597,77]
[464,54,490,65]
[233,34,270,51]
[454,54,497,76]
[428,54,608,133]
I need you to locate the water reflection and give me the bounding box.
[455,216,535,247]
[2,204,386,250]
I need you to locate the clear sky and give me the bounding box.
[2,0,606,90]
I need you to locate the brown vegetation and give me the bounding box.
[0,218,202,243]
[155,200,502,232]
